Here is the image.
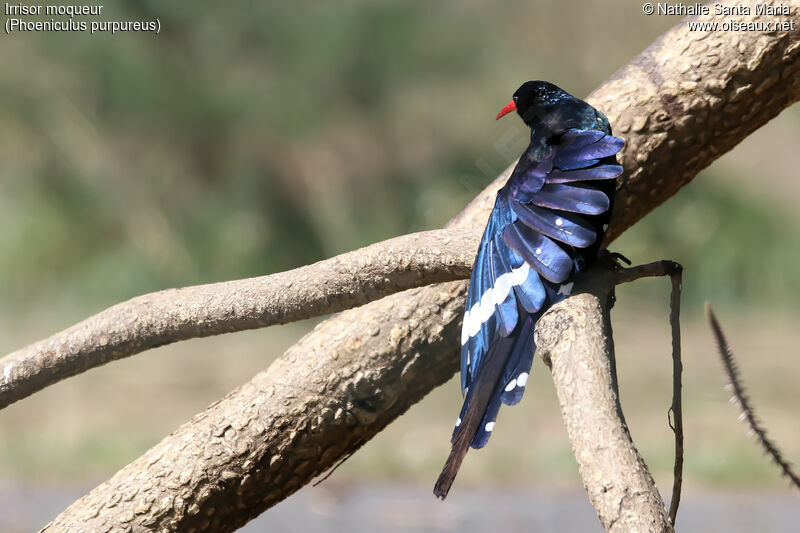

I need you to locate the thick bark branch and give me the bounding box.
[0,228,478,410]
[43,4,800,532]
[536,267,672,533]
[594,4,800,243]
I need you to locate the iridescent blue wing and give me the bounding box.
[455,128,624,450]
[493,242,544,407]
[503,221,573,283]
[460,198,514,393]
[544,165,623,183]
[510,129,623,201]
[511,148,554,196]
[460,206,502,393]
[505,129,623,273]
[459,196,552,396]
[553,129,624,169]
[457,210,551,448]
[510,200,596,248]
[527,183,610,215]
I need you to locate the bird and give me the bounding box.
[433,81,625,499]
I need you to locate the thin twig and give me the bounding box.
[0,227,479,411]
[706,303,800,489]
[667,267,683,526]
[614,260,681,286]
[613,259,684,525]
[312,451,355,487]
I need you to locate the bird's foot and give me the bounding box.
[598,249,631,266]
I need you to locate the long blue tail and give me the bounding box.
[434,313,536,499]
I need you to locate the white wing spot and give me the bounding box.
[455,417,461,427]
[558,282,574,296]
[602,224,609,231]
[555,218,563,226]
[484,422,495,432]
[461,263,530,344]
[517,372,529,387]
[535,247,542,255]
[504,379,517,392]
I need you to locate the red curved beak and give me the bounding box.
[496,100,517,120]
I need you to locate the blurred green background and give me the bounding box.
[1,0,798,515]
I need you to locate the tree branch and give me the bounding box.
[537,263,673,533]
[43,4,800,531]
[593,2,800,244]
[0,228,479,410]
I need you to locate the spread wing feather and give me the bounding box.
[452,129,622,449]
[437,127,623,499]
[510,200,596,248]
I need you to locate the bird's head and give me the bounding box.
[496,81,572,127]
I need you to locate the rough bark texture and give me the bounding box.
[43,4,800,532]
[537,268,672,533]
[43,280,468,532]
[1,228,478,410]
[592,1,800,243]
